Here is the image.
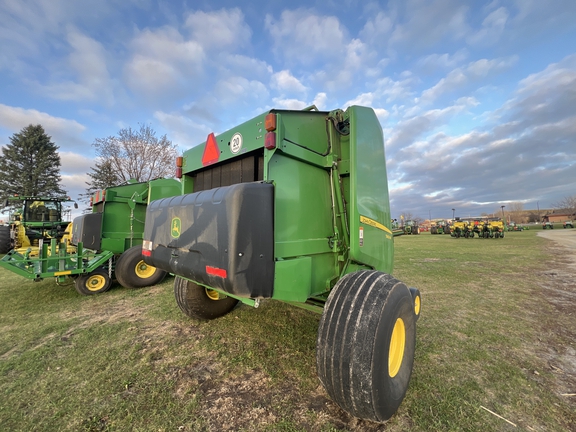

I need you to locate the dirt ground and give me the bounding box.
[534,229,576,404]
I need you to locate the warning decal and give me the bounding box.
[360,215,393,235]
[230,132,243,154]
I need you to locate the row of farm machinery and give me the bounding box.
[449,217,506,238]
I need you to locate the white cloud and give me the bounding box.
[312,93,327,110]
[360,11,394,46]
[265,10,346,65]
[467,7,509,45]
[124,27,205,96]
[184,8,251,50]
[214,76,269,104]
[0,104,86,152]
[154,110,212,151]
[38,29,115,104]
[60,151,94,175]
[344,93,375,108]
[420,56,517,103]
[388,0,470,49]
[271,98,308,110]
[416,49,469,71]
[271,70,307,94]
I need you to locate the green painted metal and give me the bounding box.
[0,241,113,280]
[173,105,392,309]
[96,178,181,254]
[0,178,180,285]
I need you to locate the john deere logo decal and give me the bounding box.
[171,217,181,238]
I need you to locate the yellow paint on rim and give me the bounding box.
[87,274,106,291]
[388,318,406,378]
[205,288,221,301]
[134,260,156,279]
[414,295,421,316]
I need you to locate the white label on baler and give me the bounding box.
[230,132,243,154]
[359,227,364,247]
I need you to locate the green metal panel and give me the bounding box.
[272,257,312,302]
[347,106,394,273]
[0,243,113,280]
[172,106,392,304]
[183,113,268,173]
[98,179,180,254]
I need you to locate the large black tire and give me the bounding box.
[75,269,112,296]
[317,270,416,423]
[174,276,239,320]
[115,245,167,289]
[0,225,11,254]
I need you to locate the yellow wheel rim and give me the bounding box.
[414,295,421,316]
[134,260,156,279]
[86,275,106,291]
[205,288,221,300]
[389,318,406,378]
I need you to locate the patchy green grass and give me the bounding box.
[0,230,575,431]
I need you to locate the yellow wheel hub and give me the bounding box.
[205,288,221,301]
[135,260,156,279]
[389,318,406,378]
[87,275,106,291]
[414,295,421,316]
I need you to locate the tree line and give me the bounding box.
[0,124,178,204]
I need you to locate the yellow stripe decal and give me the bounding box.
[54,270,72,276]
[360,215,393,235]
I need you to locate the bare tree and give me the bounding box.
[551,195,576,212]
[507,202,524,213]
[92,124,178,183]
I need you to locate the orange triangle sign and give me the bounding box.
[202,133,220,166]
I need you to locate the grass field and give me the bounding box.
[0,230,575,431]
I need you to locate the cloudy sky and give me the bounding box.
[1,0,575,220]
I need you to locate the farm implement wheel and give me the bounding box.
[316,270,416,422]
[174,276,239,320]
[74,269,112,295]
[409,287,421,321]
[0,225,11,254]
[115,245,167,289]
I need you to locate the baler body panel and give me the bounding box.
[76,178,181,254]
[143,106,393,302]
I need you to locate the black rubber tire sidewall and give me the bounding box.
[174,276,239,320]
[115,245,167,289]
[0,225,11,254]
[316,270,416,423]
[372,288,416,419]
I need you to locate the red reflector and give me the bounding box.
[265,113,276,131]
[206,266,227,278]
[202,133,220,166]
[176,167,182,178]
[265,132,276,150]
[142,249,151,257]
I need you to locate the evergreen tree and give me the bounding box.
[79,159,121,208]
[0,124,66,200]
[84,159,121,197]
